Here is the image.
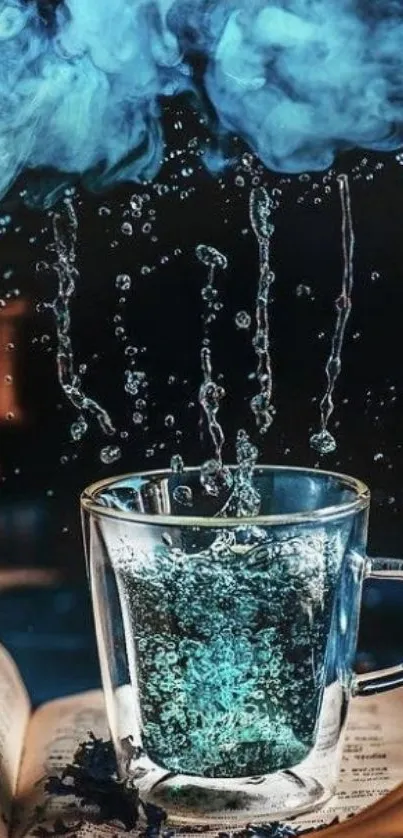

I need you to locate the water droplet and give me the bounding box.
[116,274,131,291]
[125,345,138,357]
[98,206,111,217]
[241,152,254,170]
[121,222,133,236]
[201,285,218,302]
[130,194,143,213]
[125,369,145,396]
[296,284,312,298]
[195,244,228,269]
[141,265,151,276]
[309,429,337,455]
[132,411,144,425]
[249,186,275,244]
[235,310,251,330]
[173,485,193,507]
[4,374,12,385]
[70,417,88,441]
[100,445,122,465]
[374,452,384,462]
[165,414,175,428]
[142,222,152,234]
[170,454,184,474]
[200,459,233,497]
[371,271,380,282]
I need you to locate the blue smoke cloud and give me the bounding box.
[1,0,403,201]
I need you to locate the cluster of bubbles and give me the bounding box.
[112,516,348,776]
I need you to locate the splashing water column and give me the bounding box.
[310,173,355,455]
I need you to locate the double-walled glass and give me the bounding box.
[81,466,403,825]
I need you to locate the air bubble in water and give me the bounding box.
[100,445,122,465]
[235,311,251,330]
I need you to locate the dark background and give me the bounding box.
[0,123,402,704]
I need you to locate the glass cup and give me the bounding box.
[81,466,403,826]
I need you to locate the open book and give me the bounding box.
[1,641,403,838]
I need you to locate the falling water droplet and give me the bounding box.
[235,311,251,330]
[309,429,337,455]
[171,454,184,474]
[173,485,193,507]
[116,274,132,291]
[70,416,88,442]
[196,244,228,270]
[100,445,122,465]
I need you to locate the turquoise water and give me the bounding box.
[117,524,348,778]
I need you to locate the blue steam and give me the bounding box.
[1,0,403,201]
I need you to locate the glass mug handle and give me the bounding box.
[354,557,403,697]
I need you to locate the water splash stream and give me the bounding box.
[51,200,115,437]
[249,186,276,434]
[196,244,228,472]
[310,173,355,455]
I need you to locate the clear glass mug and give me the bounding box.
[81,466,403,826]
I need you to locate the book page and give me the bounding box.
[0,645,30,837]
[293,686,403,832]
[13,690,108,838]
[12,686,403,838]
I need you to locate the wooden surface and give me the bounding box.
[321,782,403,836]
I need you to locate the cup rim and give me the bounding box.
[80,464,370,528]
